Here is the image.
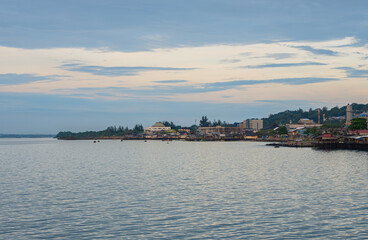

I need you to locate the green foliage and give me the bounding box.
[199,116,210,127]
[348,118,367,130]
[55,124,144,139]
[263,103,368,127]
[322,120,344,129]
[161,121,182,130]
[277,126,288,135]
[189,125,198,134]
[198,116,235,127]
[304,127,320,136]
[133,124,144,133]
[256,129,277,137]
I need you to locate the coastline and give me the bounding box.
[56,136,368,152]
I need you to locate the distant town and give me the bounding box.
[56,103,368,151]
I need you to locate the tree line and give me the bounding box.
[56,124,144,139]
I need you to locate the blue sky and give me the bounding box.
[1,0,368,133]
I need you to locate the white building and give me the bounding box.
[144,122,171,133]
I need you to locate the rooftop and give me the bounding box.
[152,122,166,127]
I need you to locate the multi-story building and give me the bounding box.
[243,119,263,131]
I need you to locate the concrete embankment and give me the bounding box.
[267,141,314,148]
[268,141,368,152]
[313,142,368,151]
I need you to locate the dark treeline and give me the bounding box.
[199,116,235,127]
[56,124,144,139]
[161,121,182,130]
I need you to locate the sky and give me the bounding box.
[1,0,368,134]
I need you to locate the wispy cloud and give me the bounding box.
[64,85,217,96]
[255,99,323,108]
[243,62,326,69]
[60,64,197,76]
[219,59,241,64]
[205,77,337,89]
[294,46,339,56]
[271,78,336,85]
[255,99,320,104]
[265,53,296,60]
[0,73,64,85]
[153,80,189,84]
[336,67,368,78]
[59,77,338,99]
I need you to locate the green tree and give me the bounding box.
[190,125,198,134]
[348,118,367,130]
[199,116,211,127]
[305,127,320,136]
[322,120,344,129]
[133,124,144,133]
[277,126,288,135]
[256,129,276,137]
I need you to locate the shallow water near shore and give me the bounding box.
[1,138,368,239]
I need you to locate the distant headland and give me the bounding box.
[0,134,55,138]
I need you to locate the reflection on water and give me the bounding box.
[0,139,367,239]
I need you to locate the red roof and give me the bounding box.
[321,133,333,138]
[315,133,337,140]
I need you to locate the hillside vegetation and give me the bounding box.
[262,103,368,127]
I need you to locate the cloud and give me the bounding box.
[265,53,296,59]
[1,1,368,52]
[219,59,241,64]
[0,73,63,85]
[243,62,326,69]
[254,99,324,109]
[64,85,218,97]
[294,46,339,56]
[336,67,368,78]
[60,64,197,76]
[256,99,320,104]
[153,80,189,84]
[271,77,336,85]
[205,77,337,89]
[62,77,338,99]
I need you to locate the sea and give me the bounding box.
[0,138,367,239]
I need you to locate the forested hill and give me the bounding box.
[262,103,368,127]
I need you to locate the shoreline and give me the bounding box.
[57,137,368,152]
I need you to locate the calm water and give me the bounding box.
[0,138,367,239]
